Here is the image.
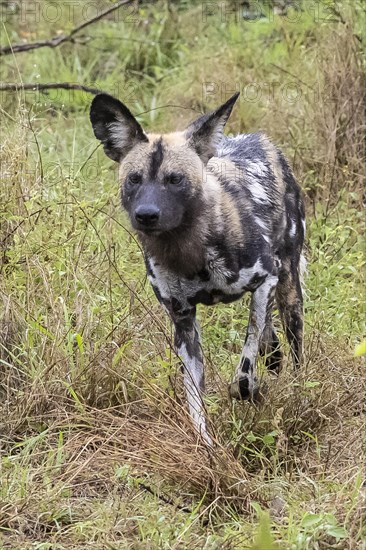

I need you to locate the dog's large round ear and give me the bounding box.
[184,92,240,163]
[90,94,148,162]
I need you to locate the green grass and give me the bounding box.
[1,1,365,548]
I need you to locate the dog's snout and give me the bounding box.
[134,205,160,226]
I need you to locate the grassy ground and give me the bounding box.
[1,1,365,548]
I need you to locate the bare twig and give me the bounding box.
[270,63,314,91]
[0,0,134,56]
[0,84,203,120]
[27,111,44,183]
[0,82,102,94]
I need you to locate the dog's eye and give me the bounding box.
[128,173,142,185]
[167,173,184,185]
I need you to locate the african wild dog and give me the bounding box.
[90,92,305,445]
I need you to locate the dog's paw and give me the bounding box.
[228,376,260,402]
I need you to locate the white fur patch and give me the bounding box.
[289,219,297,238]
[299,253,307,285]
[248,181,270,203]
[245,161,270,203]
[108,121,130,147]
[207,247,234,283]
[246,160,267,177]
[210,256,267,295]
[178,343,212,446]
[149,262,179,301]
[254,216,269,233]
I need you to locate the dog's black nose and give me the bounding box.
[134,205,160,226]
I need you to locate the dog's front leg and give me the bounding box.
[229,274,278,401]
[171,309,212,445]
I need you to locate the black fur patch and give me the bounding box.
[240,247,259,269]
[171,297,182,313]
[241,357,251,373]
[197,268,210,282]
[219,292,244,304]
[151,284,162,302]
[238,377,250,399]
[239,377,260,401]
[247,272,268,289]
[145,257,155,278]
[188,290,215,306]
[225,271,240,284]
[187,289,244,307]
[148,138,164,180]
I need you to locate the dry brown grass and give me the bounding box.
[1,324,365,548]
[309,24,366,205]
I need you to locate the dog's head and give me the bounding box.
[90,92,239,235]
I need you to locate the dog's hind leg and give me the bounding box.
[260,318,283,373]
[276,258,304,369]
[229,273,278,400]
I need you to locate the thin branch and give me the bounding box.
[270,63,314,91]
[0,82,102,94]
[27,110,44,183]
[0,0,134,56]
[137,104,201,115]
[0,84,202,119]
